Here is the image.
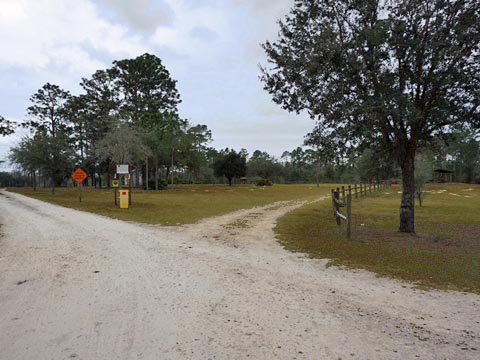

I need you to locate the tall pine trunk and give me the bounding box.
[135,163,140,189]
[145,156,149,191]
[399,147,416,233]
[155,158,159,191]
[32,171,37,191]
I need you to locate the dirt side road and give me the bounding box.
[0,190,478,360]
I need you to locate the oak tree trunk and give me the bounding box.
[399,148,415,233]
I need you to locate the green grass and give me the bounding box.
[275,183,480,293]
[8,184,328,225]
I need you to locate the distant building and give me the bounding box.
[434,169,453,183]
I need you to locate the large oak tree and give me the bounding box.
[213,149,247,186]
[261,0,479,232]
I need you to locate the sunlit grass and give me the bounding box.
[275,184,480,293]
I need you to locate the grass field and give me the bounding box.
[275,183,480,293]
[8,184,328,225]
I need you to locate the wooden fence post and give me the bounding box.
[331,189,335,217]
[354,184,358,198]
[341,186,346,202]
[334,191,341,225]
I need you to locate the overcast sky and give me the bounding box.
[0,0,314,169]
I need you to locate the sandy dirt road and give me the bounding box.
[0,190,478,360]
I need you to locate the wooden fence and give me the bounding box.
[331,181,391,239]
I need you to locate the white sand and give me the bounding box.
[0,190,478,359]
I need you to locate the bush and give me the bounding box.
[256,178,273,186]
[144,178,167,190]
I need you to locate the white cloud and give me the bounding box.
[149,0,232,62]
[211,114,313,157]
[96,0,173,33]
[0,0,313,164]
[0,0,147,71]
[48,46,106,76]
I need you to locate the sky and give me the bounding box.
[0,0,314,170]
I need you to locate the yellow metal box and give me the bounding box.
[119,190,129,209]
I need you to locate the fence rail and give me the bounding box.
[331,181,391,239]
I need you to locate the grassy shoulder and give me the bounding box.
[8,184,329,225]
[275,184,480,293]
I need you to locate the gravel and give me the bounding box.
[0,190,478,359]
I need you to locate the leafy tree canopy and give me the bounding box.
[447,126,480,182]
[95,122,151,164]
[213,149,247,186]
[10,131,76,193]
[247,150,284,181]
[112,53,181,125]
[261,0,480,232]
[23,83,72,137]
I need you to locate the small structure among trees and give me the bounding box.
[434,169,454,183]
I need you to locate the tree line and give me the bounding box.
[4,53,218,192]
[228,132,479,187]
[3,131,478,189]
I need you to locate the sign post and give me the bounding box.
[71,168,88,202]
[112,178,119,206]
[114,164,131,208]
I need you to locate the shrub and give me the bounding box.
[144,178,167,190]
[256,178,273,186]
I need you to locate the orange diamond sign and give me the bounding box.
[71,168,88,184]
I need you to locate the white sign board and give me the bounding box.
[116,164,130,174]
